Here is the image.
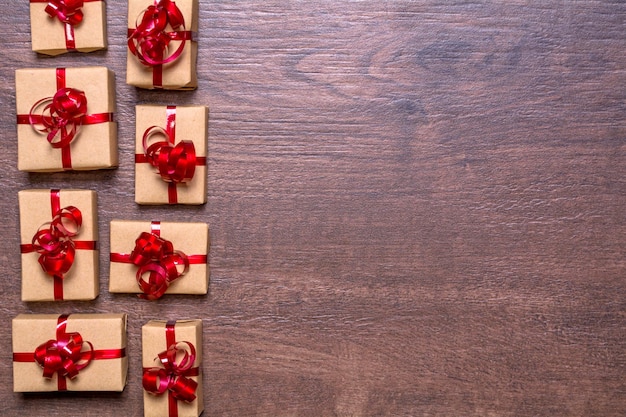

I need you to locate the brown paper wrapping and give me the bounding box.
[12,313,128,392]
[30,1,107,55]
[126,0,198,89]
[19,189,99,301]
[16,67,118,172]
[142,320,203,417]
[135,105,208,205]
[109,220,209,295]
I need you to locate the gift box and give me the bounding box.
[109,220,209,299]
[16,67,118,172]
[142,320,203,417]
[12,313,128,392]
[135,105,208,205]
[127,0,199,89]
[19,189,99,301]
[30,0,107,55]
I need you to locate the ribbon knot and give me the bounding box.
[143,341,198,402]
[45,0,84,26]
[31,205,83,277]
[143,126,197,184]
[128,0,189,67]
[34,328,94,380]
[28,87,87,150]
[129,232,190,300]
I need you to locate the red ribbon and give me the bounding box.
[16,68,114,170]
[12,314,126,391]
[20,190,97,300]
[109,222,207,300]
[30,0,102,51]
[135,106,206,204]
[143,321,199,417]
[127,0,193,88]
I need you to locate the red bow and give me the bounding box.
[129,232,190,300]
[127,0,189,67]
[143,341,198,402]
[31,205,83,277]
[142,125,197,184]
[34,322,94,380]
[45,0,84,26]
[28,87,87,150]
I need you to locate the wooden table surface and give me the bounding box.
[1,1,625,416]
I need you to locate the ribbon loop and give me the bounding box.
[45,0,85,26]
[142,341,198,402]
[142,126,197,184]
[33,328,94,380]
[129,232,190,300]
[31,205,83,277]
[128,0,189,67]
[28,87,87,149]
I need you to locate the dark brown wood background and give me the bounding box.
[1,1,625,416]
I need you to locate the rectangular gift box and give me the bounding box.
[109,220,209,296]
[16,67,118,172]
[19,189,99,301]
[12,313,128,392]
[143,320,203,417]
[30,0,107,55]
[127,0,199,89]
[135,105,208,205]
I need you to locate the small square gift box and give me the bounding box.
[19,189,99,301]
[12,313,128,392]
[142,320,203,417]
[127,0,199,89]
[29,0,107,55]
[135,105,208,205]
[15,67,118,172]
[109,220,209,299]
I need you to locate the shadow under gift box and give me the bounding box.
[15,67,118,172]
[12,313,128,392]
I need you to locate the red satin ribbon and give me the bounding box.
[30,0,102,51]
[109,221,207,300]
[143,321,199,417]
[20,190,97,300]
[16,68,114,170]
[127,0,193,88]
[135,106,206,204]
[12,314,126,391]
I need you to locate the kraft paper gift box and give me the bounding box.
[19,189,99,302]
[16,67,118,172]
[135,105,208,205]
[30,0,107,55]
[142,320,203,417]
[109,220,209,298]
[127,0,199,89]
[12,313,128,392]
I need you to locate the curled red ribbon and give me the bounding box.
[34,322,94,381]
[44,0,85,26]
[142,341,198,403]
[142,126,197,184]
[129,231,190,300]
[127,0,192,87]
[31,205,82,277]
[29,87,87,150]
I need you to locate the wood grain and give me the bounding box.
[1,1,625,416]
